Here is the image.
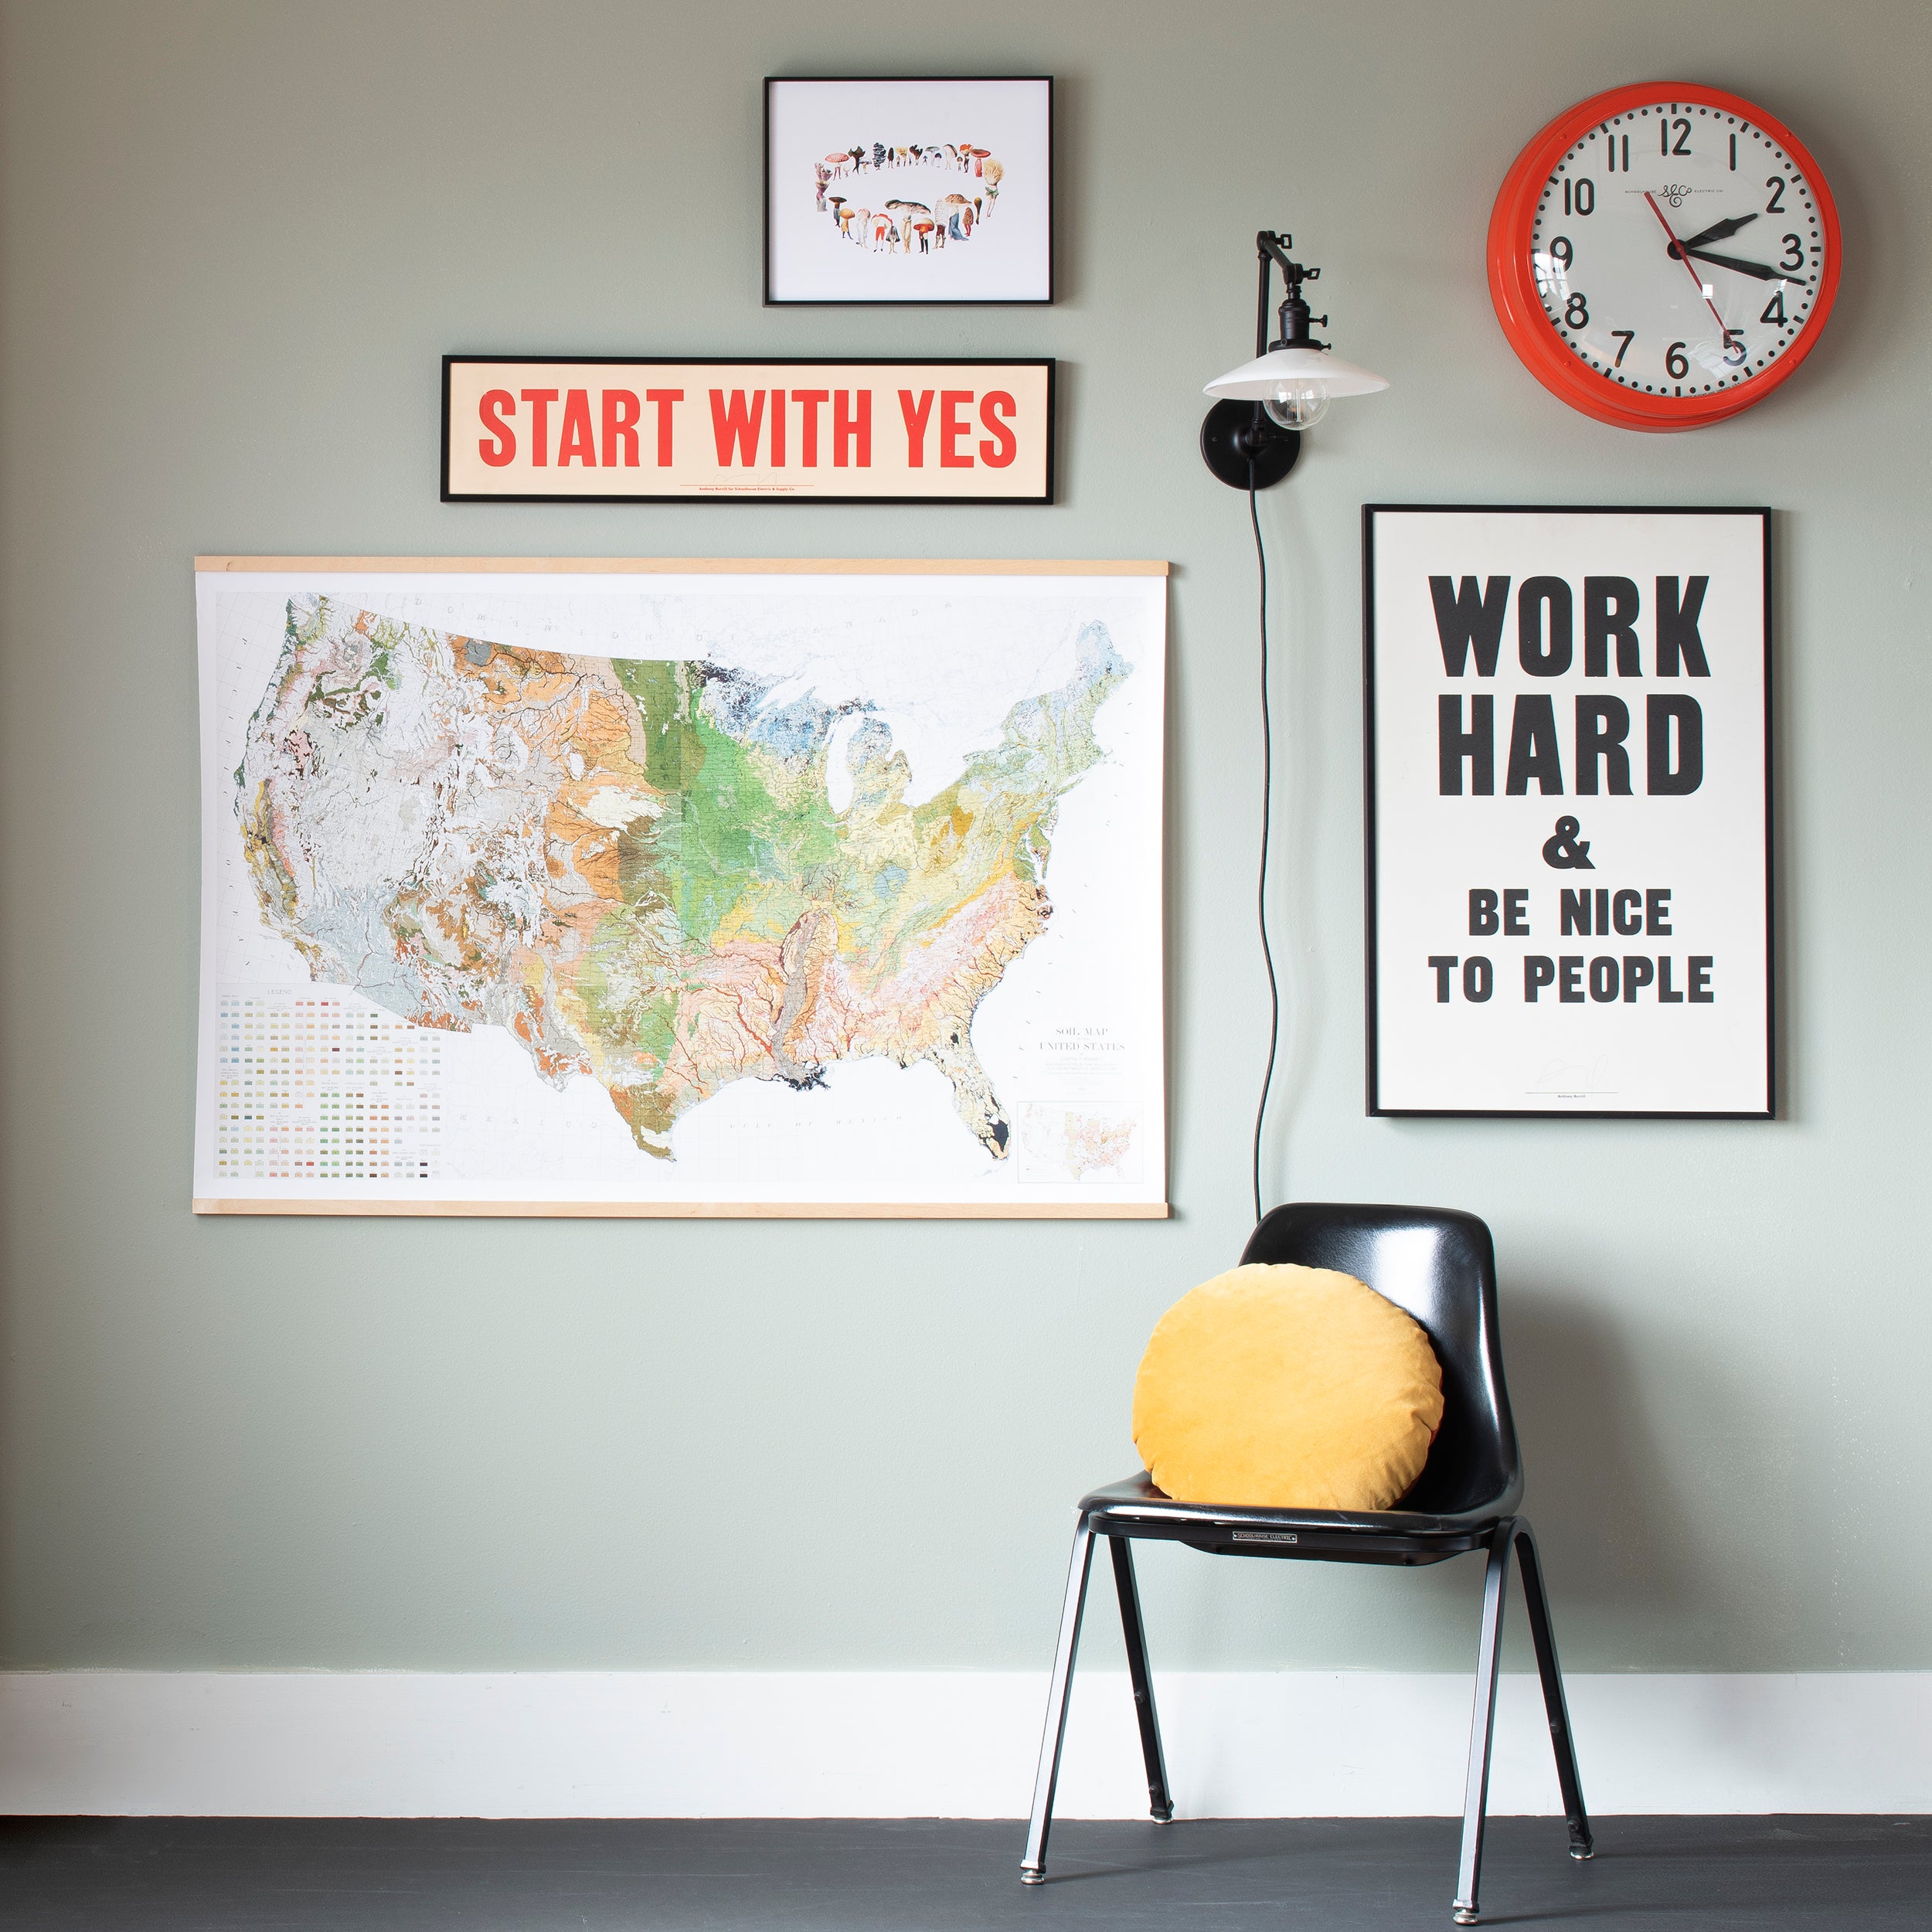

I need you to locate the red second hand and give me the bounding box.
[1645,191,1728,335]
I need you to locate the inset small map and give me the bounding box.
[1019,1104,1143,1185]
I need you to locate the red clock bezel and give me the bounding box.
[1488,81,1842,431]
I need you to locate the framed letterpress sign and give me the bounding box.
[442,357,1054,504]
[1364,505,1772,1117]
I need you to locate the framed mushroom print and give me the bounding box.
[764,77,1053,304]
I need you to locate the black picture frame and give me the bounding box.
[440,355,1056,505]
[1362,503,1774,1121]
[764,76,1054,306]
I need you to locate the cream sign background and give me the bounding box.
[443,359,1054,502]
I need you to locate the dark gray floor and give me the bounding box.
[0,1815,1925,1930]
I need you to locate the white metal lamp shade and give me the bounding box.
[1203,345,1389,402]
[1198,233,1386,485]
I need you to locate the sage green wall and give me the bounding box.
[2,0,1925,1677]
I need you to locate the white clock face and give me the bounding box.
[1528,101,1825,400]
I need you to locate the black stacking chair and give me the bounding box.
[1020,1202,1592,1926]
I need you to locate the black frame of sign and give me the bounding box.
[763,75,1054,306]
[1362,503,1774,1120]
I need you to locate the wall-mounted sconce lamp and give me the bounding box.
[1201,230,1387,488]
[1204,230,1388,1224]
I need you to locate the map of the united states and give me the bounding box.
[237,596,1125,1161]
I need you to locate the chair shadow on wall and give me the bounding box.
[1500,1287,1703,1657]
[1158,1284,1704,1680]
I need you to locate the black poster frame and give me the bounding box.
[1362,503,1774,1121]
[763,75,1054,307]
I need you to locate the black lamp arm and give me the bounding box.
[1201,226,1325,492]
[1254,230,1326,355]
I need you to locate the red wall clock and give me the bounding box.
[1488,83,1840,430]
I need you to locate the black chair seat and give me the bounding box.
[1079,1471,1510,1564]
[1019,1202,1594,1926]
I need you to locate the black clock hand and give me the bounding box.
[1672,211,1760,253]
[1681,246,1784,282]
[1644,192,1729,333]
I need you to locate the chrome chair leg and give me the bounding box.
[1512,1519,1593,1860]
[1109,1536,1174,1821]
[1452,1519,1515,1925]
[1021,1516,1096,1884]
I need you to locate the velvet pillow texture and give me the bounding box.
[1131,1263,1446,1511]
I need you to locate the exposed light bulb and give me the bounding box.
[1263,382,1330,430]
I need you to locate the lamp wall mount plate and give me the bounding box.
[1200,400,1299,488]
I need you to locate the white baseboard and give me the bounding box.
[0,1670,1924,1818]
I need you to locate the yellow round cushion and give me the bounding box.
[1131,1263,1445,1511]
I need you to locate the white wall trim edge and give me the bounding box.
[0,1670,1925,1818]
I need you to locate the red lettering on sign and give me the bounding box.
[769,389,787,468]
[709,389,766,466]
[519,389,559,466]
[834,389,871,468]
[792,389,828,467]
[645,389,682,467]
[978,391,1017,468]
[557,389,596,467]
[601,389,641,468]
[940,389,974,467]
[478,389,515,468]
[899,389,934,467]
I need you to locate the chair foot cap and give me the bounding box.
[1569,1845,1595,1862]
[1151,1807,1175,1824]
[1452,1909,1479,1926]
[1020,1869,1045,1886]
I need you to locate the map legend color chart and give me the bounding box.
[213,995,442,1186]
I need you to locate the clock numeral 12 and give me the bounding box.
[1662,116,1691,155]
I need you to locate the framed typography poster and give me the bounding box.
[442,357,1054,504]
[764,77,1052,304]
[1364,505,1772,1117]
[194,557,1167,1216]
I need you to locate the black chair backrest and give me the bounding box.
[1239,1202,1521,1518]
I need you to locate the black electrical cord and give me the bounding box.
[1249,475,1279,1230]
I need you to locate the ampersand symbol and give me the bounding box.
[1541,815,1594,870]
